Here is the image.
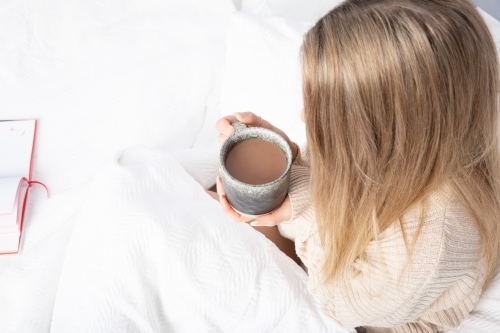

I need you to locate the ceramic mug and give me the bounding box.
[219,120,292,217]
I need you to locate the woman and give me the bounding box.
[212,0,500,331]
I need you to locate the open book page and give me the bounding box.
[0,120,36,253]
[0,120,37,179]
[0,177,26,228]
[0,178,29,253]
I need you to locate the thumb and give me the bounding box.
[251,208,286,227]
[250,215,277,227]
[233,112,262,127]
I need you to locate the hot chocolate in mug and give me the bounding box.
[219,120,293,217]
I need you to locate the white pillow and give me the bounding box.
[0,0,234,195]
[242,0,343,21]
[480,9,500,57]
[220,12,312,145]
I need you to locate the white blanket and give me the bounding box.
[47,146,350,333]
[2,145,499,333]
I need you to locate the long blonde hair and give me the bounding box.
[301,0,500,286]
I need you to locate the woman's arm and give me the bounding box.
[293,188,484,331]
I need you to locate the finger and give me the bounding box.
[250,215,278,227]
[218,133,229,145]
[215,116,237,136]
[251,209,283,226]
[219,192,254,223]
[233,112,264,128]
[217,177,254,222]
[235,112,277,132]
[216,176,226,197]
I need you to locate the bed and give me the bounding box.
[0,0,499,332]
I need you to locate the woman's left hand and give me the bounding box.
[216,176,292,226]
[251,195,292,226]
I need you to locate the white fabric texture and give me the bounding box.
[49,146,351,333]
[241,0,342,21]
[220,12,311,146]
[0,0,233,196]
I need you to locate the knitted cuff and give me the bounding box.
[287,165,312,221]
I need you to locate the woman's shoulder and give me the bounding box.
[301,185,485,330]
[397,184,481,263]
[400,184,478,233]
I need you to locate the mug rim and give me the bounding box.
[219,127,293,188]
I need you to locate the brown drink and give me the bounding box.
[225,138,287,185]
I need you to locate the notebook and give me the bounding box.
[0,120,37,254]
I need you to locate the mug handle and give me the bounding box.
[230,120,247,132]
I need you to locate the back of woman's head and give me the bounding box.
[301,0,500,284]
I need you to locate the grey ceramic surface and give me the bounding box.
[220,121,292,216]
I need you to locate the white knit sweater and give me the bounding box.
[278,150,485,333]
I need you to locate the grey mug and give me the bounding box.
[219,120,292,217]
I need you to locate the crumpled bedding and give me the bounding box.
[1,145,353,333]
[48,146,351,333]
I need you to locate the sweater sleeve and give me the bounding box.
[291,142,310,167]
[296,188,484,332]
[288,144,312,220]
[276,144,313,241]
[288,165,312,219]
[276,164,313,241]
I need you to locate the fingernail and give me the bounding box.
[233,112,243,119]
[250,221,259,226]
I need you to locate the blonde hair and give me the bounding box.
[301,0,500,285]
